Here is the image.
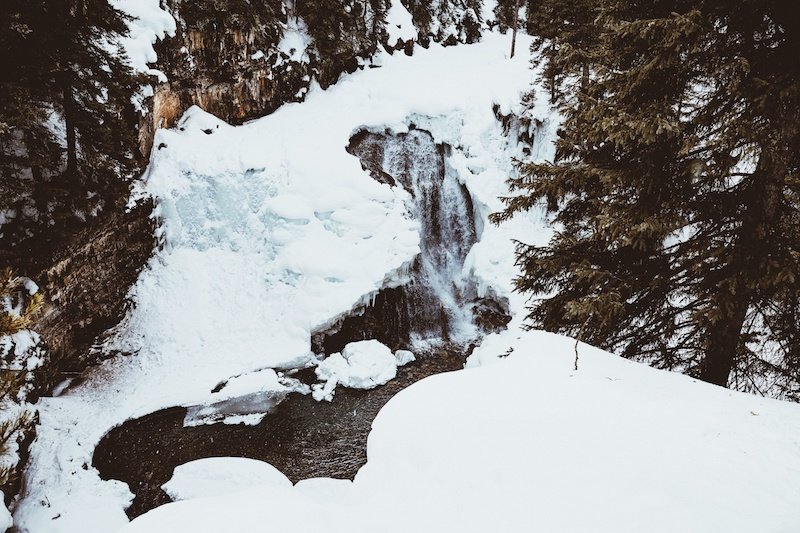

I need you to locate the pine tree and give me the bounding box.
[0,2,64,245]
[0,0,141,251]
[404,0,483,46]
[495,0,800,396]
[526,0,601,101]
[0,269,40,488]
[297,0,390,87]
[51,0,140,191]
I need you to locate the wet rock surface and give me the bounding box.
[25,199,156,396]
[93,347,468,519]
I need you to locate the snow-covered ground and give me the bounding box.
[14,32,549,532]
[121,330,800,533]
[161,457,292,501]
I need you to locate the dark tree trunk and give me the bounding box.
[63,80,77,178]
[699,294,750,386]
[510,0,521,58]
[698,146,787,386]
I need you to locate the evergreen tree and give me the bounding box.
[495,0,800,396]
[493,0,519,33]
[50,0,140,190]
[296,0,390,87]
[404,0,483,46]
[0,269,40,488]
[0,0,141,252]
[526,0,601,101]
[0,2,63,244]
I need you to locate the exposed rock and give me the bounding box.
[137,1,496,159]
[28,199,155,396]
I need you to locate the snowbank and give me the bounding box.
[15,32,543,533]
[161,457,291,501]
[0,495,10,533]
[121,330,800,533]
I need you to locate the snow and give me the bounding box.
[120,330,800,533]
[385,0,418,47]
[0,495,11,533]
[161,457,291,501]
[15,32,541,533]
[394,349,415,366]
[111,0,175,81]
[278,17,312,63]
[111,0,175,112]
[22,279,39,296]
[314,340,398,397]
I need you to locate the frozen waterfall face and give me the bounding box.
[315,128,509,353]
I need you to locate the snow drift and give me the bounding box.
[121,329,800,533]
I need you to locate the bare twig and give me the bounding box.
[574,317,590,371]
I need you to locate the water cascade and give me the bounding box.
[315,128,508,354]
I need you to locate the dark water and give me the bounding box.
[93,347,469,519]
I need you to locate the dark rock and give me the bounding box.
[27,199,155,397]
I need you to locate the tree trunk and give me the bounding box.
[581,62,589,93]
[698,146,787,386]
[510,0,521,58]
[699,293,750,386]
[63,80,78,178]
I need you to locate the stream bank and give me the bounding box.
[93,346,469,518]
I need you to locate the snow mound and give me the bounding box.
[394,349,415,366]
[315,340,398,395]
[162,457,291,501]
[122,329,800,533]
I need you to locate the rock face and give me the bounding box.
[138,0,492,159]
[139,0,386,159]
[29,200,155,394]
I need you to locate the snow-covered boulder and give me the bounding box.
[313,340,398,402]
[162,457,291,501]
